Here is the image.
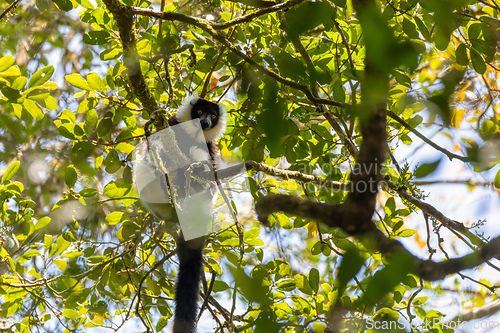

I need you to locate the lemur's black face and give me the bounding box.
[191,98,220,131]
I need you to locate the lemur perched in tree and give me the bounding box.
[133,94,227,332]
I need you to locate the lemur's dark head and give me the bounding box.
[191,98,220,131]
[176,94,227,141]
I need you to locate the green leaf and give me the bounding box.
[397,229,416,237]
[85,109,98,135]
[103,179,132,198]
[65,74,91,91]
[80,188,98,197]
[52,0,74,11]
[87,72,105,92]
[62,309,80,319]
[105,212,128,225]
[97,116,113,139]
[100,47,122,61]
[373,307,399,321]
[79,0,94,9]
[294,274,313,295]
[49,235,71,257]
[54,259,68,271]
[308,268,320,293]
[2,161,20,184]
[156,317,169,332]
[117,222,140,241]
[0,82,21,101]
[414,159,441,178]
[385,197,396,213]
[335,249,364,294]
[363,253,414,304]
[311,323,327,332]
[29,66,55,88]
[11,76,27,90]
[275,52,307,81]
[413,296,429,305]
[469,23,482,39]
[494,169,500,189]
[229,265,271,306]
[62,231,77,242]
[392,70,411,88]
[83,31,113,45]
[414,16,431,41]
[0,55,15,72]
[456,44,469,66]
[0,66,21,77]
[34,217,51,230]
[392,220,404,232]
[87,256,103,265]
[257,81,289,158]
[276,278,296,292]
[285,1,334,38]
[104,150,121,174]
[470,48,486,74]
[65,164,78,188]
[403,18,419,39]
[77,97,97,114]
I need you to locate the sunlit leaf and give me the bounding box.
[83,31,113,45]
[65,165,78,188]
[66,74,91,91]
[2,161,20,184]
[29,66,55,88]
[414,159,441,178]
[0,55,15,72]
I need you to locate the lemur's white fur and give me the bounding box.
[176,93,227,142]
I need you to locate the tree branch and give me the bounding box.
[214,0,305,29]
[102,0,160,119]
[0,0,21,22]
[224,0,278,8]
[448,299,500,323]
[131,6,348,109]
[210,161,349,191]
[217,159,490,263]
[388,111,468,162]
[255,194,500,281]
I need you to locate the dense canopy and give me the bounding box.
[1,0,500,332]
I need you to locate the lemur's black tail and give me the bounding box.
[172,239,204,333]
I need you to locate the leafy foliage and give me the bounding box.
[0,0,499,332]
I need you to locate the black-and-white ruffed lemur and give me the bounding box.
[133,94,227,333]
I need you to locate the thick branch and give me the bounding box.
[220,159,490,264]
[103,0,159,116]
[256,194,500,281]
[255,194,342,225]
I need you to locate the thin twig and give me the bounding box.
[0,0,21,21]
[388,110,468,161]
